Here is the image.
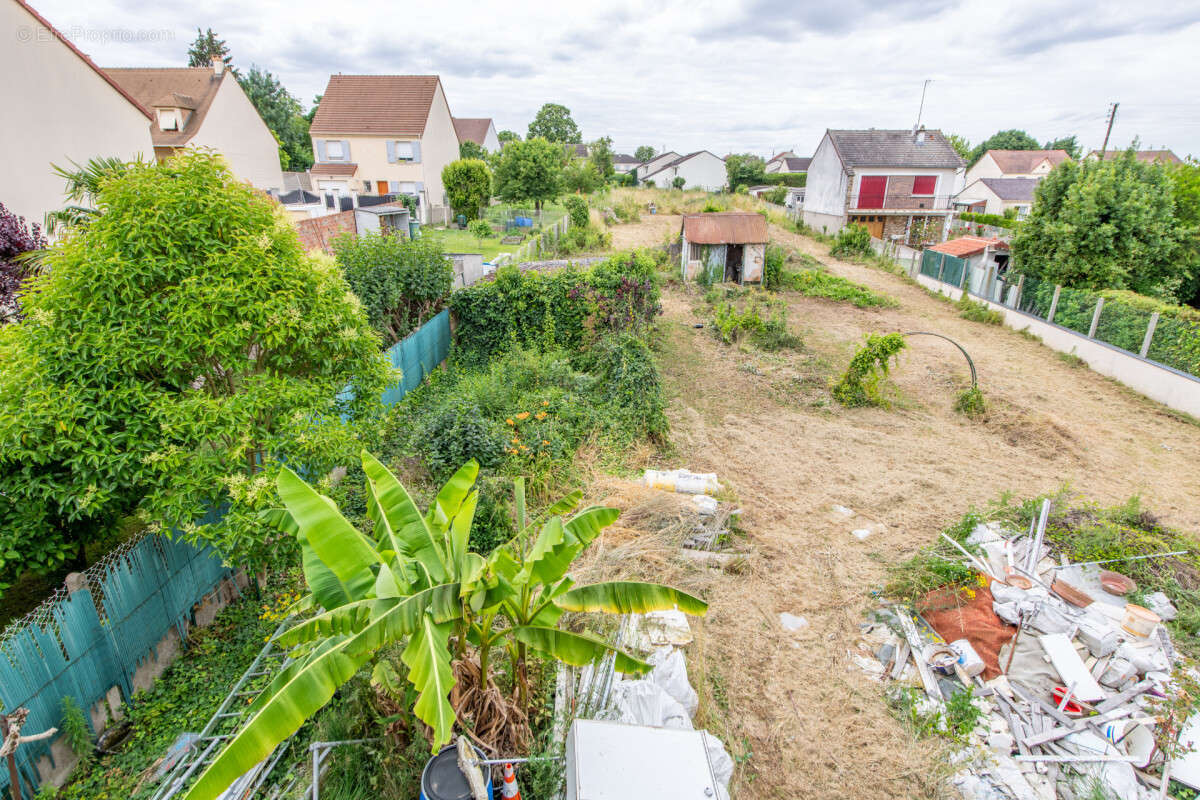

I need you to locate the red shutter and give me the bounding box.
[912,176,936,195]
[857,176,887,209]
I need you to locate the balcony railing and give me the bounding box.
[849,193,954,212]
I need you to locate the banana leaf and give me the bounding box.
[556,581,709,616]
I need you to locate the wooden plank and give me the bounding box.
[1022,706,1136,747]
[895,609,943,702]
[1095,680,1154,714]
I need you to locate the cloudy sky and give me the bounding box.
[32,0,1200,159]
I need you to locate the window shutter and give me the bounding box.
[316,140,327,161]
[342,140,351,161]
[386,140,396,163]
[411,142,422,163]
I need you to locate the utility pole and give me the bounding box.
[915,79,932,130]
[1099,102,1119,158]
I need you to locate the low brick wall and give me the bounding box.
[295,210,356,252]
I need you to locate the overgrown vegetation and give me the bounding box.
[956,293,1004,325]
[831,332,907,407]
[708,291,802,351]
[885,509,986,605]
[332,230,453,346]
[954,386,987,418]
[829,223,873,258]
[778,268,896,308]
[562,194,589,228]
[0,202,47,325]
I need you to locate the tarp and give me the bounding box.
[918,584,1017,680]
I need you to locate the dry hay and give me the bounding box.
[980,400,1081,461]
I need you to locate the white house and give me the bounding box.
[635,151,680,182]
[642,151,726,191]
[4,0,155,228]
[106,61,283,193]
[308,74,461,224]
[954,177,1039,218]
[612,153,640,174]
[765,152,811,174]
[802,128,965,245]
[965,149,1070,184]
[452,117,500,152]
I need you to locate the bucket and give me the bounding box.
[1121,604,1160,637]
[420,744,494,800]
[949,639,985,677]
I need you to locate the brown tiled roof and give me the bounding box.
[929,236,1007,258]
[681,212,767,245]
[828,129,964,169]
[106,67,226,146]
[1088,149,1182,164]
[15,0,152,120]
[783,157,811,171]
[452,117,492,145]
[986,149,1070,174]
[310,75,441,137]
[310,163,359,177]
[979,177,1039,203]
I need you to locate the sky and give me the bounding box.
[30,0,1200,159]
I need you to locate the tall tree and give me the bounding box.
[186,28,234,73]
[1011,150,1189,300]
[527,103,581,144]
[1169,159,1200,307]
[441,158,493,221]
[968,129,1041,165]
[1043,135,1082,160]
[497,130,520,145]
[725,153,766,191]
[492,137,563,211]
[634,145,657,162]
[946,133,972,161]
[459,140,487,160]
[589,136,614,180]
[239,66,313,170]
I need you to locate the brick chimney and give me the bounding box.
[211,55,225,77]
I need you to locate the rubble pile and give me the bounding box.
[858,508,1199,800]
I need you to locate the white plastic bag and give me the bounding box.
[609,680,693,730]
[701,730,733,800]
[648,647,699,718]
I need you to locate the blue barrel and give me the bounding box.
[419,744,494,800]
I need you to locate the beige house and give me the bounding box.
[453,117,500,152]
[107,61,283,192]
[3,0,154,228]
[308,75,461,224]
[965,149,1070,183]
[954,177,1038,218]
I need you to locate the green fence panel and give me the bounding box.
[920,249,941,278]
[381,308,451,405]
[941,255,967,288]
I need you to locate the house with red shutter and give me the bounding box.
[802,128,965,246]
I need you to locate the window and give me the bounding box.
[393,141,415,161]
[325,140,345,160]
[157,110,178,130]
[388,181,418,195]
[912,176,936,195]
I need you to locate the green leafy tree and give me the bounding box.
[946,133,972,161]
[186,28,235,74]
[969,129,1041,165]
[180,457,707,800]
[441,158,492,222]
[459,140,487,160]
[589,136,614,180]
[305,94,322,124]
[634,145,656,162]
[238,66,313,171]
[332,231,453,346]
[1168,159,1200,306]
[725,153,766,191]
[0,151,390,591]
[1011,150,1189,299]
[1044,135,1082,160]
[492,137,563,212]
[562,195,589,228]
[527,103,581,143]
[497,130,520,145]
[562,160,601,194]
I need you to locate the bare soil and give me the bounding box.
[577,218,1200,800]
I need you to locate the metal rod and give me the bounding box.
[1025,499,1050,574]
[1048,550,1190,571]
[902,331,977,388]
[471,755,564,766]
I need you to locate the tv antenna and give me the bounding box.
[915,79,932,130]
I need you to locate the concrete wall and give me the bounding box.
[190,75,284,191]
[801,134,847,218]
[913,273,1200,418]
[3,0,154,228]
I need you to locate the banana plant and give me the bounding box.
[181,452,707,800]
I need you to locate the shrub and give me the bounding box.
[710,293,800,351]
[672,176,686,190]
[332,230,453,346]
[613,198,641,223]
[830,223,872,258]
[586,333,668,440]
[441,158,492,221]
[701,200,725,213]
[468,219,494,241]
[959,211,1018,230]
[763,244,785,290]
[778,268,896,308]
[832,332,907,407]
[957,294,1003,325]
[549,223,611,256]
[562,195,589,228]
[419,397,508,478]
[954,386,987,417]
[761,186,788,205]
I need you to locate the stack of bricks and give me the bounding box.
[294,210,357,252]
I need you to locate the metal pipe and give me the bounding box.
[1047,550,1189,571]
[901,331,977,388]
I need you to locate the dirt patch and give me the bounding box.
[596,214,1200,800]
[608,213,681,251]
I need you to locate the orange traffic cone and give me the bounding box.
[500,762,521,800]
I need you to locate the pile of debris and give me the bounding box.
[857,500,1200,800]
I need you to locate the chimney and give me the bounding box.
[211,56,225,77]
[915,126,926,144]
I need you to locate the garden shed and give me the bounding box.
[680,212,768,284]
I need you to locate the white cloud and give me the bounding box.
[32,0,1200,159]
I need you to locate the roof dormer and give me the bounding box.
[150,92,197,133]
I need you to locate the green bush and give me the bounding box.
[761,186,788,205]
[562,195,589,228]
[778,269,896,308]
[954,386,987,417]
[832,332,907,407]
[710,293,801,351]
[550,223,611,256]
[830,223,873,258]
[761,173,807,188]
[763,244,785,290]
[585,333,669,441]
[959,211,1018,230]
[417,397,508,478]
[467,220,494,240]
[332,230,453,346]
[441,158,492,221]
[957,294,1003,325]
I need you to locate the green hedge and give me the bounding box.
[959,211,1018,230]
[761,173,807,188]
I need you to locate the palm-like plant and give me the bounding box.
[44,157,131,235]
[181,452,707,800]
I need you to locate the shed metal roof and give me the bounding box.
[681,212,768,245]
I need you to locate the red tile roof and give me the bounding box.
[681,212,768,245]
[929,236,1008,258]
[310,163,359,177]
[15,0,152,120]
[106,68,226,146]
[452,117,492,145]
[310,75,441,137]
[986,149,1070,174]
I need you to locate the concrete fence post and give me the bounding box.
[1088,297,1105,339]
[1047,285,1062,324]
[959,262,969,290]
[1013,275,1025,310]
[937,254,946,282]
[1140,311,1160,358]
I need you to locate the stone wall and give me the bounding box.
[295,210,356,252]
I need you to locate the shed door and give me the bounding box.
[857,176,887,209]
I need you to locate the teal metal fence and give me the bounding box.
[380,308,451,405]
[0,529,231,798]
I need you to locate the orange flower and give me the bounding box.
[520,444,528,451]
[516,411,530,420]
[542,439,550,445]
[542,400,550,406]
[505,418,514,425]
[535,411,547,420]
[511,437,519,444]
